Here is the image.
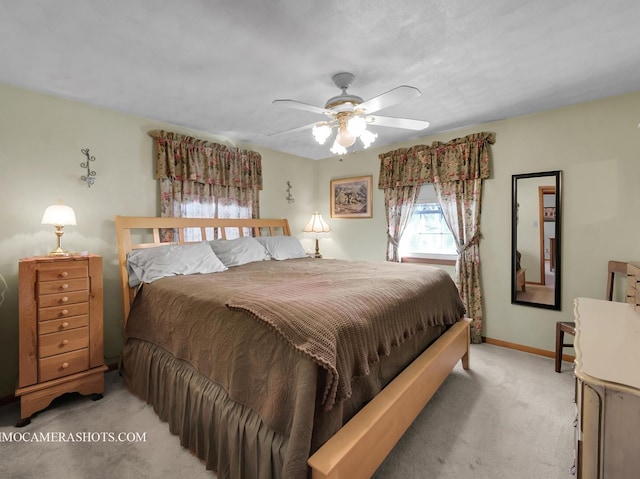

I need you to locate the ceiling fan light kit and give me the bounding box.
[312,123,332,144]
[272,72,430,155]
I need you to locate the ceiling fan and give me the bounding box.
[271,72,430,155]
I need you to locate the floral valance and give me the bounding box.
[151,130,263,190]
[378,132,494,189]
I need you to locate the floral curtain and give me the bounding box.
[384,185,419,262]
[435,179,484,343]
[378,132,494,343]
[151,130,262,240]
[378,132,492,188]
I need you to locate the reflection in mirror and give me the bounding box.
[511,171,562,310]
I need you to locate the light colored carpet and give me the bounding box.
[374,343,575,478]
[0,344,575,478]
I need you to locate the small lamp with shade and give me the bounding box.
[303,212,330,258]
[41,203,77,256]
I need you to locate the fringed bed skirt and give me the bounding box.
[121,339,288,479]
[121,323,449,479]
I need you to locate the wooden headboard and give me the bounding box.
[114,216,291,327]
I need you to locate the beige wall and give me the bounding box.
[1,82,639,398]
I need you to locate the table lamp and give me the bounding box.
[42,203,77,256]
[303,212,330,258]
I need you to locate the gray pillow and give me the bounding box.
[127,241,227,286]
[255,236,307,260]
[209,237,269,267]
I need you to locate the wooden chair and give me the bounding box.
[606,260,628,303]
[554,260,627,372]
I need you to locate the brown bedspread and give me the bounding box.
[122,258,465,479]
[226,261,465,410]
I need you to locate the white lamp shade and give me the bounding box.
[330,138,348,155]
[304,212,330,234]
[312,123,332,145]
[347,115,367,136]
[359,129,378,148]
[42,204,77,226]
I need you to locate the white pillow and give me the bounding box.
[127,241,227,286]
[209,237,269,267]
[255,236,307,260]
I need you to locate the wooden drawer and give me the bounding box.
[38,290,88,308]
[39,327,89,358]
[37,262,88,281]
[39,348,89,382]
[37,277,88,295]
[39,315,88,335]
[38,327,89,358]
[628,262,640,277]
[38,302,89,321]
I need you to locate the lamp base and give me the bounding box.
[314,238,322,259]
[49,226,69,256]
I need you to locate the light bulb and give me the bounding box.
[312,123,332,144]
[347,115,367,136]
[359,129,378,149]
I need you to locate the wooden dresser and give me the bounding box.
[573,297,640,478]
[626,261,640,310]
[15,255,107,426]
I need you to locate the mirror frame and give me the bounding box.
[511,170,562,310]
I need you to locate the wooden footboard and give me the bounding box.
[307,318,471,479]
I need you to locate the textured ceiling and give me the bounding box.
[1,0,639,160]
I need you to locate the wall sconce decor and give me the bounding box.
[80,148,96,187]
[42,202,77,256]
[286,181,295,204]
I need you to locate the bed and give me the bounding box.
[115,216,471,479]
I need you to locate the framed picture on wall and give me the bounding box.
[543,206,556,221]
[330,175,373,218]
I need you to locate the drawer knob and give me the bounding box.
[61,322,69,328]
[61,362,69,369]
[62,339,69,346]
[60,271,69,278]
[61,309,69,316]
[61,297,69,303]
[61,284,69,290]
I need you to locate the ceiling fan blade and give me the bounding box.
[273,99,331,116]
[367,115,430,130]
[268,121,319,137]
[358,85,421,114]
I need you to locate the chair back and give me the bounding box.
[606,260,627,301]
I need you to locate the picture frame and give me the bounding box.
[543,206,556,222]
[330,175,373,218]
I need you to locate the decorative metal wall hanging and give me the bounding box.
[286,181,295,204]
[80,148,96,187]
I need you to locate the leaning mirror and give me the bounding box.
[511,171,562,310]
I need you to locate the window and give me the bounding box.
[181,200,253,242]
[399,184,456,261]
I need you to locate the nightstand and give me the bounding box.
[15,255,107,426]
